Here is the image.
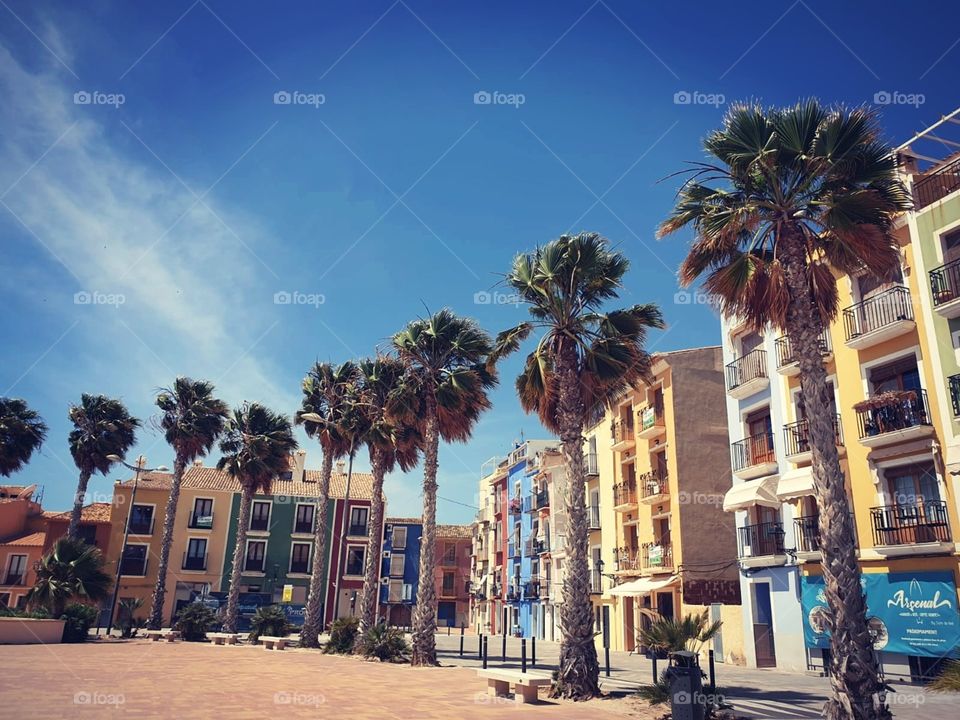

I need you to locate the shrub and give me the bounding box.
[61,603,99,643]
[928,660,960,692]
[357,622,409,662]
[324,616,359,654]
[248,605,291,642]
[174,602,216,641]
[117,598,145,639]
[0,606,50,619]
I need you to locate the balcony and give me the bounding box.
[249,516,269,532]
[951,375,960,417]
[616,547,641,573]
[611,418,635,451]
[731,432,778,480]
[524,580,541,599]
[912,154,960,210]
[529,488,549,512]
[476,506,491,524]
[508,543,520,558]
[870,501,952,556]
[637,402,666,440]
[737,521,786,568]
[641,543,674,573]
[931,258,960,318]
[508,497,522,515]
[842,286,915,350]
[590,569,603,594]
[348,523,368,537]
[588,505,601,530]
[613,480,638,511]
[725,349,769,400]
[523,538,536,557]
[639,470,669,504]
[244,556,265,573]
[182,552,207,571]
[793,513,856,562]
[774,332,832,376]
[294,520,314,534]
[536,537,550,555]
[782,415,843,464]
[855,389,934,447]
[585,452,599,476]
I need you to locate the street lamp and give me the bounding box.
[105,454,169,635]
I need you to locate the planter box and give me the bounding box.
[0,617,66,644]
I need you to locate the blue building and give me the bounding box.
[380,517,422,628]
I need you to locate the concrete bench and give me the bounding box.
[260,636,288,650]
[476,669,552,704]
[143,630,180,642]
[208,632,240,646]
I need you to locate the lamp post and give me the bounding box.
[105,454,169,635]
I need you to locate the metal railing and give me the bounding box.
[249,515,269,532]
[641,543,673,570]
[737,521,785,558]
[856,389,931,439]
[951,374,960,417]
[294,519,314,534]
[731,432,776,471]
[616,548,641,572]
[612,418,635,444]
[640,470,669,498]
[127,517,154,535]
[585,452,599,475]
[726,348,767,391]
[348,523,368,537]
[913,155,960,209]
[508,497,522,514]
[535,537,550,554]
[529,488,549,511]
[930,257,960,307]
[871,501,951,546]
[290,559,310,574]
[638,401,665,432]
[793,513,855,553]
[588,505,601,529]
[613,480,637,506]
[774,331,831,368]
[842,286,914,341]
[182,552,207,571]
[244,555,265,572]
[590,569,603,594]
[188,512,213,529]
[783,415,843,456]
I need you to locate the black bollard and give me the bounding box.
[482,636,488,669]
[447,625,450,636]
[478,633,483,659]
[605,646,611,677]
[521,638,527,673]
[459,628,464,657]
[502,633,507,663]
[709,649,716,692]
[531,636,536,667]
[652,655,658,684]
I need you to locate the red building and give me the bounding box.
[435,524,472,628]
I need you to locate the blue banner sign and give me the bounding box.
[801,571,960,657]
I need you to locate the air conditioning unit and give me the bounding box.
[382,550,391,558]
[380,577,390,585]
[742,545,753,557]
[385,524,392,532]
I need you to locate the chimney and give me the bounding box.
[336,460,346,474]
[193,459,203,467]
[293,450,307,480]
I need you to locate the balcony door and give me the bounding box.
[745,409,774,464]
[942,228,960,264]
[750,583,777,668]
[889,463,941,506]
[869,358,920,394]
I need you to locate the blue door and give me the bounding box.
[437,601,456,627]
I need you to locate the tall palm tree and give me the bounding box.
[0,398,48,478]
[147,378,229,630]
[295,362,360,648]
[491,232,664,699]
[393,309,497,666]
[217,403,297,633]
[67,394,140,537]
[28,536,112,618]
[354,355,422,644]
[659,100,910,720]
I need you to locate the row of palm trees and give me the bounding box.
[0,100,907,718]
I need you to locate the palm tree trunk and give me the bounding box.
[223,487,252,634]
[300,451,334,648]
[780,224,890,720]
[148,454,186,629]
[553,342,600,699]
[411,389,440,666]
[356,445,386,648]
[68,470,92,538]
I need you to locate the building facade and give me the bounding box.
[435,524,472,628]
[380,517,421,627]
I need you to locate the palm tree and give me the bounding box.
[67,394,140,537]
[638,610,723,656]
[354,355,422,645]
[491,232,664,699]
[0,397,48,477]
[393,309,497,666]
[27,536,112,617]
[295,361,360,649]
[217,403,297,633]
[659,100,910,720]
[147,378,229,630]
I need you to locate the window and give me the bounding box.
[294,504,315,534]
[4,555,27,585]
[244,541,266,572]
[129,505,154,534]
[888,463,941,506]
[389,554,405,577]
[442,571,455,596]
[943,228,960,264]
[345,546,365,576]
[392,526,407,550]
[349,507,368,536]
[402,583,413,601]
[190,498,213,528]
[120,545,148,576]
[0,593,9,608]
[869,358,921,394]
[76,524,98,546]
[442,542,457,566]
[250,501,271,531]
[745,408,775,464]
[857,265,903,300]
[183,538,207,570]
[290,542,311,574]
[388,579,403,602]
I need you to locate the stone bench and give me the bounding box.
[260,636,287,650]
[208,632,240,646]
[143,630,180,642]
[476,669,552,704]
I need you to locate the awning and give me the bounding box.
[722,475,780,512]
[609,574,678,597]
[777,467,815,500]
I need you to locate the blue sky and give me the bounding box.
[1,0,958,522]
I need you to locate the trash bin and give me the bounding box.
[665,650,705,720]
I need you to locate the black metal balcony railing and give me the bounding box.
[588,505,601,529]
[348,523,368,537]
[871,501,951,546]
[3,572,24,586]
[638,401,665,432]
[731,432,776,471]
[182,552,207,571]
[783,415,843,456]
[612,418,635,444]
[506,587,520,602]
[244,555,265,572]
[127,517,154,535]
[793,513,857,554]
[250,515,269,532]
[524,581,541,599]
[590,569,603,594]
[726,348,767,391]
[536,537,549,554]
[290,559,310,574]
[616,547,641,572]
[120,558,148,576]
[614,480,637,506]
[188,512,213,529]
[913,156,960,210]
[856,389,931,439]
[774,332,830,368]
[641,543,673,570]
[294,520,313,534]
[951,375,960,417]
[930,258,960,307]
[737,521,785,558]
[640,470,668,498]
[508,543,520,558]
[842,286,914,341]
[585,452,599,475]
